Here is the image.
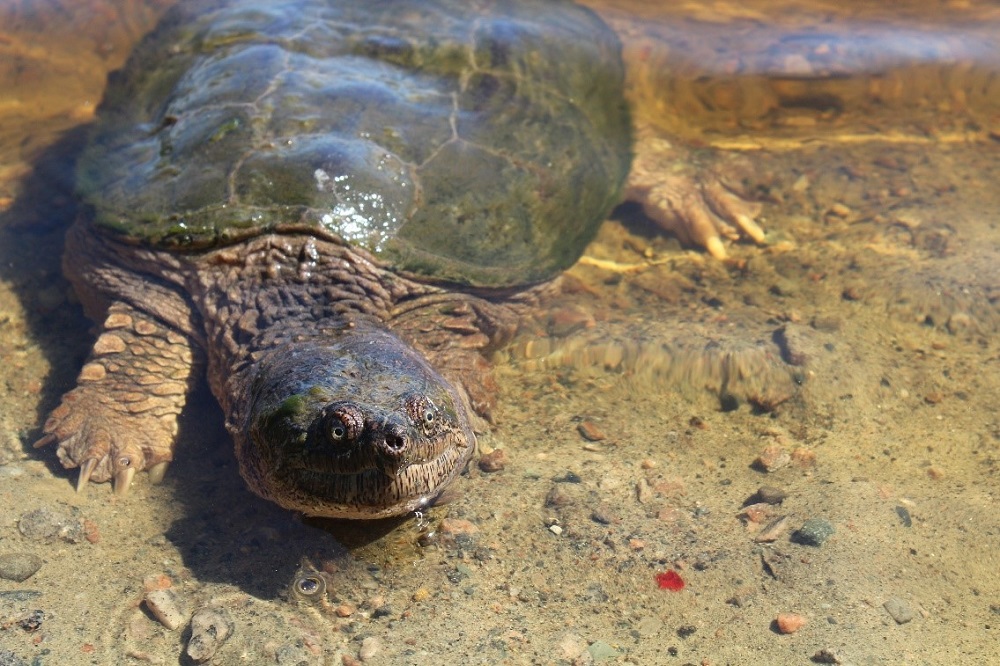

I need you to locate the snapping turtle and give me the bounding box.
[36,0,763,518]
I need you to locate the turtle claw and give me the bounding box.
[113,466,136,496]
[147,461,170,484]
[76,458,99,492]
[32,433,57,449]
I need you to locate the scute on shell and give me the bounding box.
[78,0,631,287]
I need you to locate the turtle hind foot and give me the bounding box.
[626,137,768,259]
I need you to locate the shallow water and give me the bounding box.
[1,1,999,664]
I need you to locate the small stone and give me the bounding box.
[548,524,563,536]
[792,518,835,547]
[0,553,43,582]
[557,632,587,660]
[586,640,619,662]
[883,597,914,624]
[335,603,355,617]
[841,285,863,301]
[359,636,381,661]
[478,449,507,473]
[590,506,615,525]
[926,466,945,480]
[143,574,173,592]
[675,625,696,638]
[946,312,974,334]
[811,648,843,663]
[577,420,606,442]
[635,478,654,504]
[17,508,85,543]
[829,203,851,218]
[754,516,790,543]
[776,612,807,634]
[791,447,816,467]
[895,506,912,527]
[755,445,791,472]
[411,587,430,603]
[438,518,478,536]
[0,649,28,666]
[749,485,788,505]
[739,503,774,525]
[546,485,573,508]
[17,610,44,633]
[144,588,188,631]
[186,605,234,662]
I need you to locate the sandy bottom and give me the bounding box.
[1,2,999,665]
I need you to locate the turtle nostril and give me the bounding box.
[385,431,407,453]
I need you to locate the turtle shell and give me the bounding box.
[77,0,631,287]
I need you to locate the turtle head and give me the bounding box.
[236,327,475,519]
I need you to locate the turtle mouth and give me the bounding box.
[282,436,472,519]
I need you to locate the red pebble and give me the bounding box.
[655,570,685,591]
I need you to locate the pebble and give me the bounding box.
[590,506,615,525]
[775,612,807,634]
[557,633,588,660]
[478,448,507,473]
[829,202,852,218]
[548,524,563,536]
[755,445,791,472]
[883,597,914,624]
[438,518,479,536]
[0,650,28,666]
[749,485,788,505]
[587,640,619,662]
[17,508,85,543]
[577,420,606,441]
[754,516,790,543]
[811,648,844,663]
[186,605,234,662]
[0,465,25,480]
[791,447,816,467]
[0,553,43,582]
[359,636,381,661]
[144,588,188,630]
[792,518,835,547]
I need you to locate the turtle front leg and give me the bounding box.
[35,301,201,495]
[626,136,766,260]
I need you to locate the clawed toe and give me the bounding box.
[147,461,170,484]
[76,458,99,492]
[114,466,136,496]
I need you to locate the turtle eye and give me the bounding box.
[297,575,323,596]
[422,408,435,426]
[327,420,347,442]
[320,403,363,447]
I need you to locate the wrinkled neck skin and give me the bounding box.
[188,233,499,518]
